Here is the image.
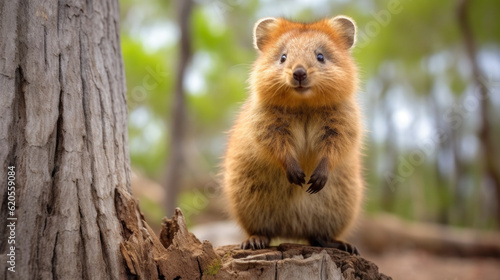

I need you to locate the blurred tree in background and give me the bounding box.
[120,0,500,229]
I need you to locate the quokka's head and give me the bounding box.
[250,16,358,107]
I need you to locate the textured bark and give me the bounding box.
[0,0,129,279]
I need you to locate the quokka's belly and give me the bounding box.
[231,164,357,239]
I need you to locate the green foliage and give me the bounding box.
[177,190,210,228]
[137,196,165,227]
[469,0,500,44]
[122,35,173,176]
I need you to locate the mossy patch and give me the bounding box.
[204,258,222,276]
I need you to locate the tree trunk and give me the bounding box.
[458,0,500,226]
[164,0,193,216]
[0,0,129,278]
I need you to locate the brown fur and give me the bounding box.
[222,16,363,250]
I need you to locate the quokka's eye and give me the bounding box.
[280,54,287,63]
[317,53,325,63]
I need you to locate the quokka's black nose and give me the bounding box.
[293,68,307,82]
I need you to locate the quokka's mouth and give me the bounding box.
[294,86,311,93]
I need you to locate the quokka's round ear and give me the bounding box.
[329,16,357,49]
[253,17,278,51]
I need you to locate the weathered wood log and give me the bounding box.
[356,214,500,257]
[120,204,392,280]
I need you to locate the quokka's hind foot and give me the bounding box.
[241,235,270,250]
[309,237,360,255]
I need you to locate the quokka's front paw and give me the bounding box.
[241,235,270,250]
[307,158,329,194]
[285,157,306,186]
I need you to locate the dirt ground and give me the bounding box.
[363,250,500,280]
